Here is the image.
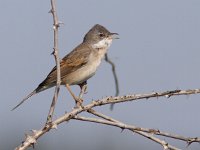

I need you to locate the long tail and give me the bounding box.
[11,90,37,111]
[12,79,54,111]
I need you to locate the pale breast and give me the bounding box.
[64,48,107,85]
[64,37,112,85]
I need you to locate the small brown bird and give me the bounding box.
[12,24,118,110]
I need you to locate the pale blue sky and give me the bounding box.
[1,0,200,150]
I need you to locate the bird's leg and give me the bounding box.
[78,81,87,100]
[65,84,83,108]
[73,81,87,108]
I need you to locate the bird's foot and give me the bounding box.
[74,97,84,109]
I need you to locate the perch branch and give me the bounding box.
[15,88,200,150]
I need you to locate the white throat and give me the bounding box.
[92,38,113,49]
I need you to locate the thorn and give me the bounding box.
[165,95,170,98]
[31,130,38,135]
[152,92,159,98]
[175,89,181,93]
[31,143,35,149]
[186,141,191,147]
[58,21,64,25]
[163,145,168,150]
[25,134,37,145]
[120,127,125,132]
[48,9,53,13]
[52,123,58,129]
[186,137,198,147]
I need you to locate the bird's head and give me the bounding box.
[83,24,119,49]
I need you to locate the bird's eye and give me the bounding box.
[99,33,104,38]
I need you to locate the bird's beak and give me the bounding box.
[109,33,119,39]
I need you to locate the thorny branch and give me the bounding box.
[46,0,61,124]
[73,115,180,150]
[15,88,200,150]
[80,109,200,147]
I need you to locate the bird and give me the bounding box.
[12,24,118,110]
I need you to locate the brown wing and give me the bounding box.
[39,43,92,88]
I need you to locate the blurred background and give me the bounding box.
[1,0,200,149]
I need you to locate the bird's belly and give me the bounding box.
[63,59,101,85]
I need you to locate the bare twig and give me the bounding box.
[105,54,119,110]
[105,54,119,96]
[88,108,119,122]
[46,0,61,124]
[86,109,200,145]
[15,88,200,150]
[73,115,180,150]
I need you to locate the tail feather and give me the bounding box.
[12,82,53,111]
[11,90,37,111]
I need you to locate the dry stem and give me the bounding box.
[15,88,200,150]
[46,0,61,124]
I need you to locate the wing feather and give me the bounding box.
[39,43,92,87]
